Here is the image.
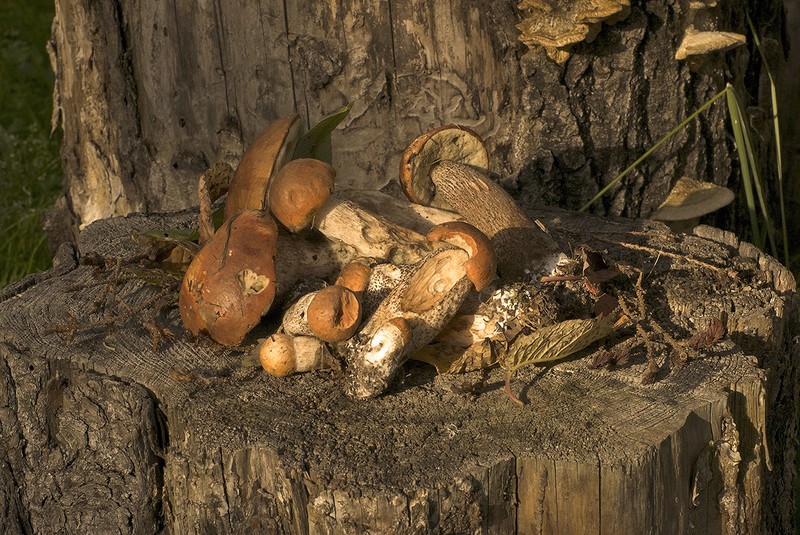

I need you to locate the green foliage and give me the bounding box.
[0,0,63,288]
[580,60,789,267]
[292,102,353,163]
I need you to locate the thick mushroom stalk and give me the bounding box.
[345,222,495,399]
[400,126,560,278]
[269,158,431,265]
[179,210,278,346]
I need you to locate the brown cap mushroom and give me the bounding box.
[426,221,497,291]
[258,333,331,377]
[282,285,363,343]
[401,126,559,279]
[335,260,373,301]
[224,114,303,219]
[399,125,488,208]
[268,158,336,233]
[179,210,278,346]
[652,176,734,232]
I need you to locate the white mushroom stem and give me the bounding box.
[337,189,463,235]
[344,246,475,399]
[313,196,431,265]
[258,333,332,377]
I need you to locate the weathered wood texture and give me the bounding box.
[47,0,782,231]
[1,207,796,534]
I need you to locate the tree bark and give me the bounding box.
[47,0,783,232]
[1,206,796,534]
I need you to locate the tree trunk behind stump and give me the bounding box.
[1,207,797,534]
[47,0,783,233]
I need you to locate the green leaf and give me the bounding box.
[292,102,354,163]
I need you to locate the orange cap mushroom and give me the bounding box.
[224,115,303,219]
[426,221,497,292]
[268,158,336,233]
[179,210,278,346]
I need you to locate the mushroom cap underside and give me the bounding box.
[653,176,735,221]
[399,125,489,209]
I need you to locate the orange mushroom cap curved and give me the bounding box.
[306,285,363,342]
[224,114,303,219]
[426,221,497,291]
[268,158,336,233]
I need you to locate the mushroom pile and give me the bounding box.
[179,116,561,399]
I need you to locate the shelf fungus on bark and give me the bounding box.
[516,0,631,63]
[675,30,746,60]
[400,125,559,279]
[224,114,303,219]
[344,222,495,399]
[179,210,278,346]
[652,176,734,233]
[270,158,430,265]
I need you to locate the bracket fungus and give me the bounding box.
[675,30,746,60]
[179,210,278,346]
[652,176,734,232]
[516,0,631,63]
[400,125,559,279]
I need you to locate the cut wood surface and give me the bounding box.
[1,206,797,534]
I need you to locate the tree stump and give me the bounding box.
[1,206,796,534]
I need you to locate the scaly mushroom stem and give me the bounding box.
[430,160,558,278]
[345,223,495,398]
[344,246,475,398]
[337,189,463,235]
[313,197,430,265]
[269,159,431,265]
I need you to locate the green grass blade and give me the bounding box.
[729,87,777,255]
[580,87,729,212]
[748,13,789,265]
[726,86,762,248]
[292,102,354,163]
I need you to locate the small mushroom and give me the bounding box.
[258,333,333,377]
[282,285,362,343]
[400,126,559,278]
[269,158,430,264]
[652,176,734,232]
[334,260,373,302]
[224,114,303,219]
[179,210,278,346]
[345,222,496,398]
